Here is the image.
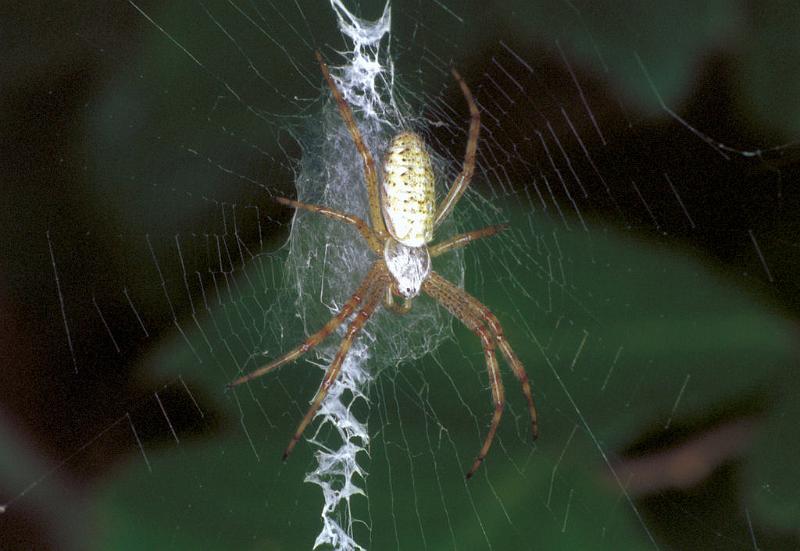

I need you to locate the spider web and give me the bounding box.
[2,0,800,550]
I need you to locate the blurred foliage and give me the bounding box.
[85,0,799,251]
[93,199,798,549]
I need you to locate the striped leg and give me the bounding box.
[429,224,508,257]
[434,68,481,227]
[428,272,538,440]
[228,262,385,388]
[316,52,387,238]
[282,278,385,460]
[276,197,382,254]
[466,324,504,479]
[423,274,506,479]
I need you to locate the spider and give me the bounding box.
[230,52,538,479]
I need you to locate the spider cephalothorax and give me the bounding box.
[230,52,538,479]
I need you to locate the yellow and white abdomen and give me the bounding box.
[381,131,435,247]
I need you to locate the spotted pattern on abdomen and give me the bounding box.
[381,131,435,247]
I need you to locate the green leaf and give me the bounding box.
[92,200,798,548]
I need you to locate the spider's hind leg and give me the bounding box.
[434,68,480,227]
[315,52,387,238]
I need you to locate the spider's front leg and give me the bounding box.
[282,275,387,460]
[227,263,384,388]
[443,277,539,440]
[423,271,538,479]
[466,324,505,479]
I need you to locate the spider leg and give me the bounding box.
[429,224,508,257]
[434,68,480,227]
[466,324,505,479]
[494,339,538,440]
[282,278,386,460]
[428,272,538,440]
[228,262,385,388]
[276,197,382,254]
[422,275,506,479]
[315,51,387,238]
